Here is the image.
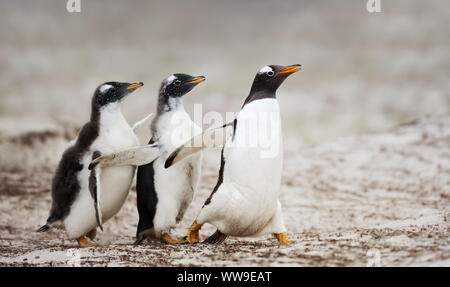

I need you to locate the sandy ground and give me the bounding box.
[0,115,448,267]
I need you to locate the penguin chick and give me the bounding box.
[90,74,205,244]
[37,81,156,247]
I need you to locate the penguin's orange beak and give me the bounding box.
[188,76,206,84]
[127,82,144,90]
[276,64,302,76]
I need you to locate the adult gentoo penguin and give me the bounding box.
[37,81,158,247]
[90,74,205,244]
[165,64,301,245]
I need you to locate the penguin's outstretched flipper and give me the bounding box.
[132,113,153,145]
[88,143,160,170]
[202,230,228,244]
[165,121,235,168]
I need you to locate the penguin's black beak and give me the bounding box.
[188,76,206,84]
[275,64,302,77]
[126,82,144,90]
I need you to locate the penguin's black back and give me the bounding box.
[135,139,159,239]
[48,120,99,224]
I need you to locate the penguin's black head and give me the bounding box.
[93,81,144,107]
[250,64,301,94]
[160,74,206,98]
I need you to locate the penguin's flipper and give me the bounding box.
[164,121,235,168]
[89,151,103,230]
[132,112,154,145]
[202,230,228,244]
[88,143,160,170]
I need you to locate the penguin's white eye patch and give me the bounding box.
[259,66,273,74]
[174,80,181,86]
[166,75,177,85]
[100,84,113,93]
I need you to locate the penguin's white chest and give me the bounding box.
[227,98,283,196]
[64,110,138,239]
[98,165,135,220]
[95,116,138,219]
[205,99,283,236]
[157,110,201,158]
[151,110,203,235]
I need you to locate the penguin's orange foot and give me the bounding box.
[77,236,96,248]
[274,232,291,245]
[162,234,185,244]
[186,221,202,244]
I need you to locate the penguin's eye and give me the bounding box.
[266,71,274,77]
[174,80,181,86]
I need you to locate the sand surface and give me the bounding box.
[0,116,448,267]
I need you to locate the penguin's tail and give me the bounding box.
[202,230,228,244]
[37,215,61,232]
[36,224,50,232]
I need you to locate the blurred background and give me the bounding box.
[0,0,449,168]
